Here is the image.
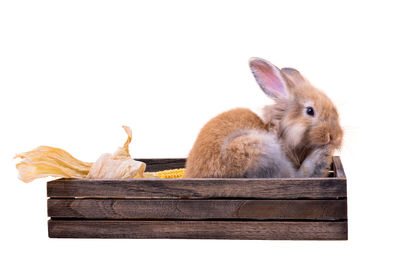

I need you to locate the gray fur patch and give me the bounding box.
[223,129,296,178]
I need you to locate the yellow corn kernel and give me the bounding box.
[154,168,186,178]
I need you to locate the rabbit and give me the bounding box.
[185,57,343,178]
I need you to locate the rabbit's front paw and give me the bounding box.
[297,145,333,177]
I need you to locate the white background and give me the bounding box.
[1,0,399,266]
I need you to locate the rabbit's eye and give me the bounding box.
[306,106,315,116]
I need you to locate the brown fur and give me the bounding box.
[185,108,269,178]
[271,83,343,169]
[185,59,343,178]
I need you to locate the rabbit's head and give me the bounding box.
[249,58,343,163]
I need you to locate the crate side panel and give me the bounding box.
[48,220,348,240]
[48,199,347,220]
[47,178,347,199]
[135,158,186,172]
[332,156,346,178]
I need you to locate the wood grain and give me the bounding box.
[48,199,347,220]
[137,157,342,176]
[135,158,186,172]
[46,158,348,240]
[332,156,346,178]
[47,177,347,199]
[48,220,348,240]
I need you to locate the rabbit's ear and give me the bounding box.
[249,58,289,99]
[281,67,305,85]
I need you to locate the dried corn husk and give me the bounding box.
[15,126,146,182]
[87,126,146,179]
[15,146,91,182]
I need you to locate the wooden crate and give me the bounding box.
[47,156,347,240]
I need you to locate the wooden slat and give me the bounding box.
[135,158,186,172]
[48,199,347,220]
[138,157,342,176]
[47,177,347,199]
[48,220,347,240]
[136,158,341,176]
[332,156,346,178]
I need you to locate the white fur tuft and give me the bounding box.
[286,124,306,147]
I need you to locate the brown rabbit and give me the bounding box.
[185,57,343,178]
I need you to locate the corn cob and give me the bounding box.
[152,168,186,178]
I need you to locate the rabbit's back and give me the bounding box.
[185,108,269,178]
